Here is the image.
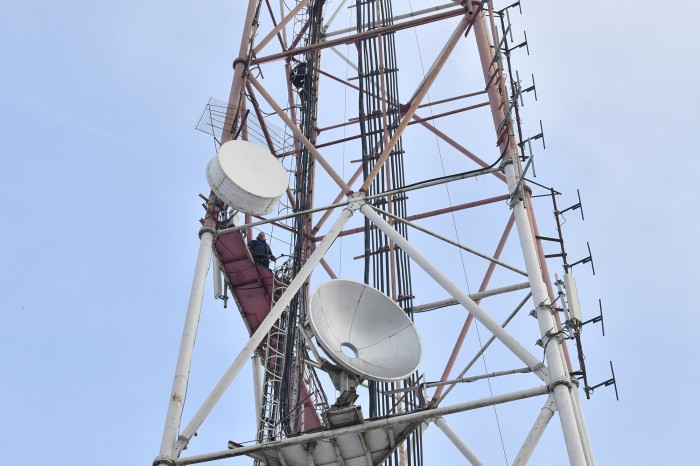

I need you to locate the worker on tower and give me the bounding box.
[248,231,276,269]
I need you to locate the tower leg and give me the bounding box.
[156,227,215,464]
[252,352,263,432]
[471,10,591,464]
[506,168,587,466]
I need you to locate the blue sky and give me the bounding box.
[2,1,699,465]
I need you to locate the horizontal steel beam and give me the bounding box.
[174,386,548,465]
[410,281,531,313]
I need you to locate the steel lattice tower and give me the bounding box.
[154,1,596,465]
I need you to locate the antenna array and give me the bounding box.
[154,2,615,465]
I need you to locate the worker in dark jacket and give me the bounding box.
[248,232,276,268]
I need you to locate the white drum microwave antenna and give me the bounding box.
[308,279,423,382]
[205,140,288,215]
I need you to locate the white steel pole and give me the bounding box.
[360,204,545,377]
[212,252,222,299]
[472,13,588,465]
[434,417,484,466]
[571,385,596,464]
[505,164,586,465]
[156,227,215,462]
[252,352,263,432]
[174,207,354,454]
[512,395,556,465]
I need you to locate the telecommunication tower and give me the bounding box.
[154,1,606,465]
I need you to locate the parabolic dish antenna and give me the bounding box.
[205,140,288,215]
[309,279,422,382]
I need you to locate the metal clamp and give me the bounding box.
[508,154,534,208]
[347,192,366,212]
[549,377,573,391]
[152,457,174,466]
[198,226,217,239]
